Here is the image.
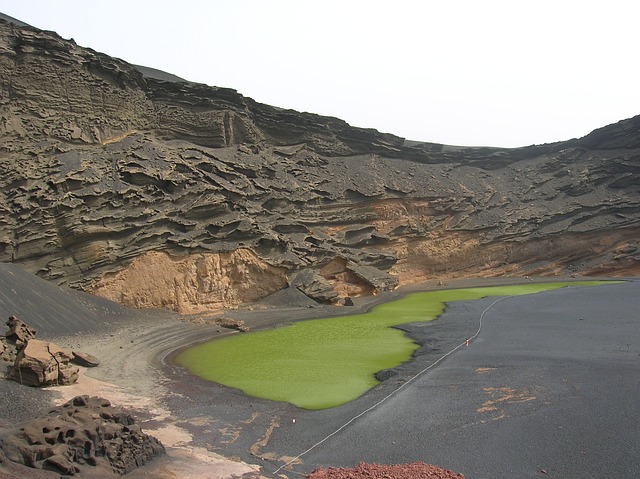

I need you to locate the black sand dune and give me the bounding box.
[0,262,134,337]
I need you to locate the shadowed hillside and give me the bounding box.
[0,17,638,313]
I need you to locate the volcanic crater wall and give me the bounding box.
[1,18,639,311]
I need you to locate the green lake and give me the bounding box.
[175,281,612,409]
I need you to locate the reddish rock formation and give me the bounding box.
[0,342,9,363]
[4,317,35,347]
[1,316,98,385]
[8,339,79,387]
[307,461,465,479]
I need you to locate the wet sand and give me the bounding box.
[1,266,638,478]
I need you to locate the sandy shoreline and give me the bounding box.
[48,318,262,478]
[1,275,637,478]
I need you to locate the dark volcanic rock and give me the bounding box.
[374,368,398,382]
[346,262,399,293]
[0,395,164,476]
[291,269,340,304]
[0,17,639,312]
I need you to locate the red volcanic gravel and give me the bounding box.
[306,462,465,479]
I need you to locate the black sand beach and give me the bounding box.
[1,265,638,478]
[263,281,640,478]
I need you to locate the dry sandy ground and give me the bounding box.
[49,320,264,479]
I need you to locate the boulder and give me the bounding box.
[8,339,79,386]
[346,262,399,293]
[0,395,165,476]
[71,350,100,367]
[290,269,339,304]
[217,318,249,332]
[375,368,398,382]
[4,316,36,347]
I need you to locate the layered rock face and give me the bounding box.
[1,19,639,311]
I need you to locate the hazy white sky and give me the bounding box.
[1,0,638,147]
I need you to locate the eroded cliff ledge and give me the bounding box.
[1,18,639,311]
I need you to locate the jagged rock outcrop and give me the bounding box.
[0,18,639,311]
[0,395,164,476]
[4,316,36,346]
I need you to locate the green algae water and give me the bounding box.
[175,281,612,409]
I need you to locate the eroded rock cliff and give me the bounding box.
[1,18,639,311]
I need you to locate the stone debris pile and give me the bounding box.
[1,316,99,387]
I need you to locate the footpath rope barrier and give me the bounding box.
[272,295,510,476]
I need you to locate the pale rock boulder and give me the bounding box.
[8,339,79,386]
